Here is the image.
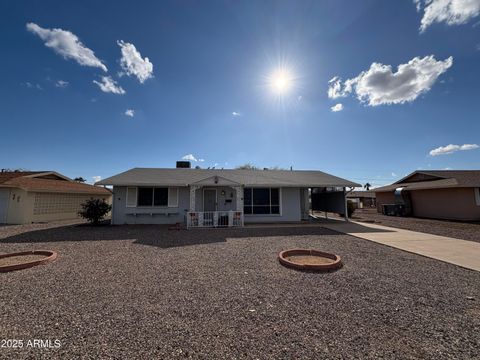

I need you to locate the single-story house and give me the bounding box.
[346,191,376,208]
[0,171,112,224]
[97,163,360,227]
[374,170,480,221]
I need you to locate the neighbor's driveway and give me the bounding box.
[322,220,480,272]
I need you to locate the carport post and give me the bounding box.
[344,187,349,222]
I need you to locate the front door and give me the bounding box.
[203,189,217,211]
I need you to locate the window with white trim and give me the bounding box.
[243,188,280,215]
[136,187,177,207]
[475,188,480,206]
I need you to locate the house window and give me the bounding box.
[137,187,169,207]
[244,188,280,215]
[475,188,480,206]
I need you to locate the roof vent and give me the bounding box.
[176,161,191,169]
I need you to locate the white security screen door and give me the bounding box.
[203,189,217,211]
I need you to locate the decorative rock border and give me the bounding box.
[0,250,58,273]
[278,249,342,271]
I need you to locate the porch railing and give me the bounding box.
[186,211,244,229]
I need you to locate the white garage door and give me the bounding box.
[0,189,9,224]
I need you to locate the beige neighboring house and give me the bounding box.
[0,171,111,224]
[346,191,376,208]
[375,170,480,221]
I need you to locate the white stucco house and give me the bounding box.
[97,163,360,227]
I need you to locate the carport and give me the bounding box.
[311,187,350,221]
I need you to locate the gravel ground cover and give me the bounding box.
[349,209,480,243]
[1,223,479,359]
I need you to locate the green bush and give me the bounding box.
[78,198,111,225]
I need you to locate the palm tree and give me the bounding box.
[364,182,371,191]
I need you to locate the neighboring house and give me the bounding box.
[97,162,360,227]
[0,171,111,224]
[374,170,480,221]
[346,191,376,208]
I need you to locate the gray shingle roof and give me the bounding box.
[97,168,361,188]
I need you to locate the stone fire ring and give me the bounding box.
[278,249,342,271]
[0,250,58,273]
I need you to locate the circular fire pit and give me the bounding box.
[278,249,342,271]
[0,250,58,272]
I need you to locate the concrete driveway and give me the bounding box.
[322,220,480,272]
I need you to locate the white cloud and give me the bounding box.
[416,0,480,32]
[92,176,102,183]
[429,143,479,156]
[93,76,126,94]
[391,172,397,177]
[55,80,69,88]
[328,55,452,106]
[328,77,345,99]
[125,109,135,117]
[26,22,107,72]
[182,154,198,162]
[117,40,153,83]
[330,103,344,112]
[24,82,43,90]
[414,0,422,11]
[198,159,205,162]
[232,111,241,116]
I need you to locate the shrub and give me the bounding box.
[78,198,111,225]
[338,200,356,218]
[347,201,356,218]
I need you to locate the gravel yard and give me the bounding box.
[1,223,479,359]
[350,209,480,243]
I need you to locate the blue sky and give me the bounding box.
[1,0,479,187]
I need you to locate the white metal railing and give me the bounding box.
[186,211,244,229]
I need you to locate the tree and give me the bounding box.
[74,177,87,183]
[235,163,259,170]
[364,183,371,191]
[78,198,111,225]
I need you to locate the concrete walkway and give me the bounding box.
[321,220,480,272]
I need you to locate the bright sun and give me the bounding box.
[269,69,293,94]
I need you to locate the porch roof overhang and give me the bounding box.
[190,175,241,187]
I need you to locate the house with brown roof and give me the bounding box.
[346,191,376,208]
[374,170,480,221]
[0,170,111,224]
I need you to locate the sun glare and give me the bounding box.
[269,68,293,95]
